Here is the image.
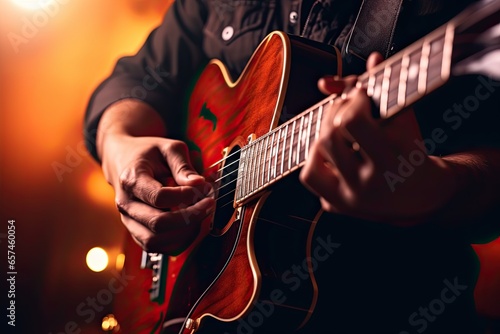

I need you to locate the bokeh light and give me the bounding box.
[86,247,109,272]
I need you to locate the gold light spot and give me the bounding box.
[86,247,109,272]
[115,253,125,271]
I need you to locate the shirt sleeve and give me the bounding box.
[84,0,208,162]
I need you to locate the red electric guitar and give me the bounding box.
[113,1,500,333]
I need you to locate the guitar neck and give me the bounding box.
[234,0,500,204]
[236,97,330,203]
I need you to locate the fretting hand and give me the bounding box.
[300,53,457,226]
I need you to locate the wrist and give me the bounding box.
[96,99,167,160]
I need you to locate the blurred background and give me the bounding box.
[0,0,498,333]
[0,0,173,332]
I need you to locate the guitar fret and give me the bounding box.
[301,114,307,163]
[252,141,258,193]
[268,132,275,184]
[387,61,402,113]
[380,65,392,117]
[309,108,318,145]
[371,71,384,109]
[289,120,296,170]
[418,40,431,95]
[297,116,304,165]
[236,149,241,200]
[246,142,254,195]
[367,73,376,97]
[406,50,421,101]
[261,135,269,187]
[250,142,256,193]
[230,1,500,205]
[442,24,454,81]
[281,124,288,175]
[239,147,247,200]
[274,129,281,179]
[255,139,263,190]
[398,53,410,107]
[306,109,313,160]
[427,36,446,90]
[292,119,300,168]
[260,138,266,188]
[316,104,324,141]
[283,123,292,172]
[281,127,287,174]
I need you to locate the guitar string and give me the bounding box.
[199,70,382,207]
[203,47,444,207]
[213,142,312,208]
[209,97,375,207]
[199,43,439,205]
[208,123,320,208]
[206,99,330,204]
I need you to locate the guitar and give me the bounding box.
[115,1,500,333]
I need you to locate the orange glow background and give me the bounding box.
[0,0,172,332]
[0,0,498,333]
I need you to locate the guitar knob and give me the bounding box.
[184,318,198,331]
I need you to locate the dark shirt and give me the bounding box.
[84,1,500,332]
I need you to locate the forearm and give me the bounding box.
[96,99,167,161]
[438,148,500,228]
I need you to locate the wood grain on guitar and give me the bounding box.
[115,1,500,333]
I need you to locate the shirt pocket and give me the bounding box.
[203,0,277,77]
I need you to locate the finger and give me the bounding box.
[318,75,358,95]
[119,161,213,209]
[300,142,341,200]
[320,126,364,187]
[117,193,215,233]
[160,140,207,186]
[123,215,198,254]
[333,88,395,167]
[367,52,384,70]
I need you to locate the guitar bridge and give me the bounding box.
[140,252,167,304]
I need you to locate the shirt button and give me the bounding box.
[222,26,234,41]
[289,11,298,24]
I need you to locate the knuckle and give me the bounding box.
[118,168,135,190]
[145,189,161,207]
[146,215,162,233]
[142,237,160,253]
[115,197,129,213]
[168,139,188,153]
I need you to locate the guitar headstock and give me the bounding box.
[451,0,500,79]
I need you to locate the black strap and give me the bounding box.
[345,0,405,60]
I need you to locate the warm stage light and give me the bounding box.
[115,253,125,271]
[86,247,109,272]
[10,0,58,10]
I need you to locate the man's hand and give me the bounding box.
[299,53,457,226]
[97,100,215,254]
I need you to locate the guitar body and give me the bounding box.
[110,2,500,331]
[159,32,341,334]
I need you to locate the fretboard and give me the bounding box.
[234,0,500,204]
[236,98,332,203]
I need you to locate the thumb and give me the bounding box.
[367,52,384,70]
[162,141,205,186]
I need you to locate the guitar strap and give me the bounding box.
[345,0,405,60]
